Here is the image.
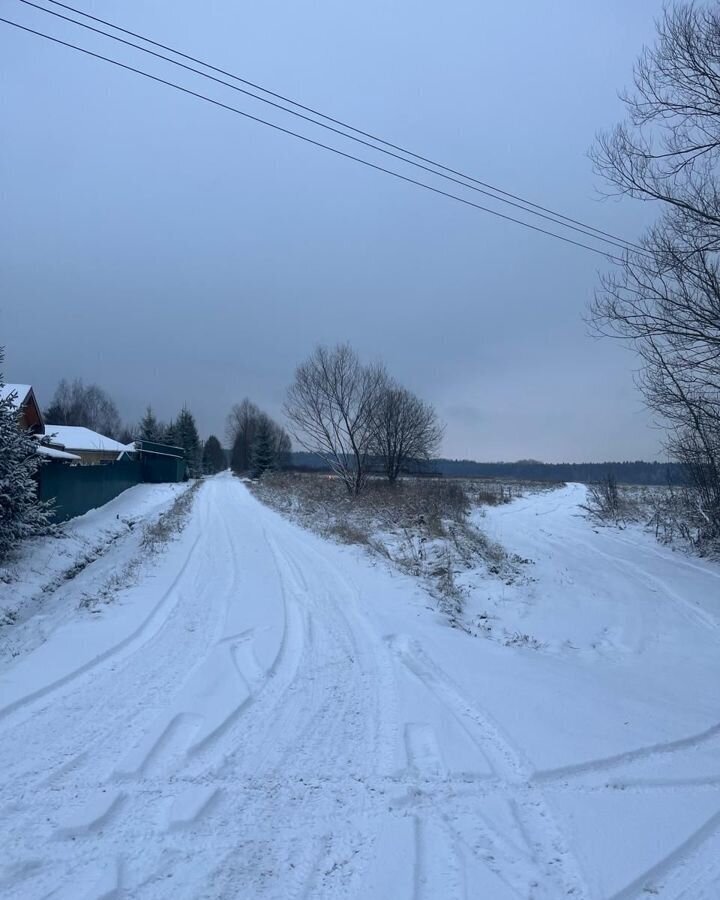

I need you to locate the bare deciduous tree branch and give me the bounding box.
[591,2,720,543]
[284,344,386,494]
[370,383,443,482]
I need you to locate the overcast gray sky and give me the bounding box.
[1,0,669,461]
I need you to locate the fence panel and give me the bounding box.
[38,459,144,523]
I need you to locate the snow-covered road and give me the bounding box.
[1,475,719,899]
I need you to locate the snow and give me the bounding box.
[0,383,32,408]
[35,443,81,460]
[1,474,719,898]
[43,424,133,453]
[0,481,192,664]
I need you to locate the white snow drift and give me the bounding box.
[0,475,719,899]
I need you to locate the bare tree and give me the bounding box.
[117,424,135,446]
[226,398,261,473]
[227,398,290,474]
[44,378,122,438]
[583,472,624,524]
[591,2,720,541]
[371,383,443,482]
[285,344,385,494]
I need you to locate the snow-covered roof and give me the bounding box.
[0,383,32,408]
[43,425,131,453]
[36,444,81,461]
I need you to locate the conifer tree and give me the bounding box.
[0,354,52,560]
[163,420,180,448]
[230,429,246,475]
[139,406,161,442]
[117,425,135,446]
[175,407,202,477]
[251,415,277,478]
[226,399,291,474]
[202,435,226,474]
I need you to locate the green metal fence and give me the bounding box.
[38,441,188,523]
[39,458,144,523]
[138,441,186,484]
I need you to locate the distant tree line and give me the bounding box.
[431,459,685,485]
[288,452,685,486]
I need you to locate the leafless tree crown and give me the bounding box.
[226,398,290,474]
[284,344,387,494]
[285,344,444,493]
[370,383,443,482]
[45,378,122,439]
[591,2,720,541]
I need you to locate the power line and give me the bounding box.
[17,0,646,257]
[1,15,628,263]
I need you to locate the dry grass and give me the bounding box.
[326,521,374,547]
[249,473,473,545]
[630,484,719,555]
[582,481,719,556]
[249,472,523,627]
[141,481,200,553]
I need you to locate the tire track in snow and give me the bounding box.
[7,477,718,898]
[1,478,380,898]
[0,484,214,790]
[387,633,590,899]
[0,528,204,727]
[172,508,400,898]
[179,526,311,780]
[607,809,720,900]
[0,480,259,897]
[485,486,720,898]
[533,721,720,786]
[213,524,390,781]
[575,534,720,637]
[400,723,468,900]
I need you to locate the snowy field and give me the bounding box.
[1,473,719,899]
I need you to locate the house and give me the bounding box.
[42,424,136,466]
[1,380,134,465]
[3,377,186,521]
[0,383,44,433]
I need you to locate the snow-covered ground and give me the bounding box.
[0,481,192,669]
[1,475,719,899]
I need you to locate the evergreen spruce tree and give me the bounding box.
[250,416,277,478]
[230,429,246,475]
[175,407,202,477]
[139,406,161,442]
[202,435,226,474]
[226,400,290,473]
[0,356,52,561]
[163,420,180,448]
